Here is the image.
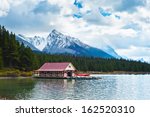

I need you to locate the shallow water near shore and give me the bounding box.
[0,75,150,100]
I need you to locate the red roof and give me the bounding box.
[37,62,71,71]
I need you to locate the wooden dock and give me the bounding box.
[33,76,101,80]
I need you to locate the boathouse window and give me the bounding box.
[50,72,52,76]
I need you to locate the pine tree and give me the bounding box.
[2,28,9,67]
[0,48,3,68]
[8,33,19,68]
[0,25,2,48]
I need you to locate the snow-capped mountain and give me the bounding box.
[16,29,121,58]
[43,30,113,58]
[91,37,121,58]
[16,35,39,51]
[43,29,89,54]
[28,36,46,51]
[134,58,150,63]
[17,34,46,51]
[137,58,145,63]
[99,45,120,58]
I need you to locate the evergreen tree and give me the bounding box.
[0,25,2,48]
[0,48,3,68]
[2,28,9,67]
[8,32,19,68]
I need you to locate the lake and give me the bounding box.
[0,75,150,100]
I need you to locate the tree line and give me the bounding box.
[0,25,38,71]
[1,25,150,72]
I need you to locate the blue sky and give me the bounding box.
[0,0,150,62]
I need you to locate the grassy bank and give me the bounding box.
[0,69,32,77]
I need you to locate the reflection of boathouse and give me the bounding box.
[34,62,76,78]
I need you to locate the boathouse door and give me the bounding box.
[67,71,72,77]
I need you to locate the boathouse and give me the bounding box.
[34,62,76,78]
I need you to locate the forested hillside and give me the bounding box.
[36,54,150,72]
[1,25,150,72]
[0,25,38,71]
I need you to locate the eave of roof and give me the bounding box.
[37,69,65,72]
[37,62,72,71]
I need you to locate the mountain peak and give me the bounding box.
[50,29,81,43]
[18,34,25,38]
[43,30,114,58]
[51,29,61,35]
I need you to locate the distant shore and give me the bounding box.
[80,71,150,75]
[0,69,150,78]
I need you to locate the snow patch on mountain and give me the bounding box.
[17,34,46,51]
[99,45,121,58]
[92,38,121,58]
[16,35,39,51]
[28,36,47,51]
[134,58,150,63]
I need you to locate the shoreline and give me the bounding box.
[79,71,150,75]
[0,69,32,78]
[1,69,150,79]
[0,76,32,79]
[0,71,150,79]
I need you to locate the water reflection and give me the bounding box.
[1,75,150,100]
[29,79,76,99]
[28,78,117,100]
[0,78,35,99]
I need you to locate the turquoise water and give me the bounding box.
[0,75,150,100]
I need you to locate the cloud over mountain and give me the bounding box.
[0,0,150,62]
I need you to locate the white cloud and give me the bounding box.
[0,0,10,17]
[0,0,150,61]
[116,46,150,62]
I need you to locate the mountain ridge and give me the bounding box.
[16,29,120,58]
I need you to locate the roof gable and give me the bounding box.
[65,63,76,71]
[38,62,72,71]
